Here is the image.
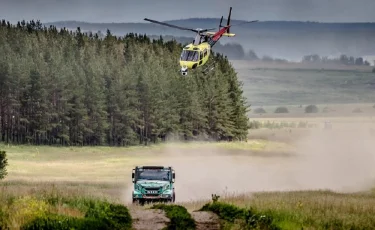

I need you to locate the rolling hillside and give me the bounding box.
[45,19,375,61]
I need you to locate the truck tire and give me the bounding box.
[132,199,145,206]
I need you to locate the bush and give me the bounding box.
[0,209,5,230]
[305,105,319,113]
[254,108,266,114]
[0,151,8,180]
[274,107,289,113]
[84,201,132,230]
[199,202,280,230]
[151,204,196,230]
[8,196,49,228]
[21,199,132,230]
[21,214,108,230]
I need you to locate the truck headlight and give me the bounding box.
[161,194,171,198]
[133,190,142,198]
[161,189,172,198]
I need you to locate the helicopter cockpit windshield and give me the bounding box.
[180,50,199,62]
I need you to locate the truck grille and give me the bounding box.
[145,187,160,196]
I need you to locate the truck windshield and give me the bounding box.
[180,50,199,61]
[137,170,170,181]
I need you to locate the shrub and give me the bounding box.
[21,214,108,230]
[21,199,132,230]
[151,204,196,230]
[7,196,49,229]
[274,107,288,113]
[305,105,318,113]
[0,150,8,180]
[199,202,280,230]
[0,209,5,230]
[84,201,132,230]
[254,108,266,114]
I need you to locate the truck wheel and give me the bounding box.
[139,200,145,206]
[172,192,176,202]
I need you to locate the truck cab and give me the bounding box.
[132,166,175,205]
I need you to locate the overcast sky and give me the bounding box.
[1,0,374,23]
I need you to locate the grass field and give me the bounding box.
[1,112,375,229]
[231,60,375,107]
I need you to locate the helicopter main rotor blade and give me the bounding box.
[230,20,259,27]
[199,27,217,33]
[144,18,199,33]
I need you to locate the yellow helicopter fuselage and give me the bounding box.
[179,42,211,71]
[143,6,257,76]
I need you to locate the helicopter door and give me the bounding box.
[199,51,203,65]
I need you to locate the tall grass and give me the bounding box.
[0,181,132,229]
[188,190,375,229]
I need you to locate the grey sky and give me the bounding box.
[0,0,374,23]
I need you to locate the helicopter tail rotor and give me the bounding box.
[219,16,223,29]
[227,7,232,33]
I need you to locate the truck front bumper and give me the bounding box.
[133,192,173,203]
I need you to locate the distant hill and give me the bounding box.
[45,18,375,61]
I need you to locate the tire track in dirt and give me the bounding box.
[129,206,170,230]
[129,205,220,230]
[191,211,220,230]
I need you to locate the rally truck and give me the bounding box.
[131,166,175,205]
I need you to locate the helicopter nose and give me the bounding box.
[181,66,188,72]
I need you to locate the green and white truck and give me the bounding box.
[132,166,175,205]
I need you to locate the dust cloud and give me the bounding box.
[123,122,375,203]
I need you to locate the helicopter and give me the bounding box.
[144,7,258,76]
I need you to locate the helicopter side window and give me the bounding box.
[200,51,203,60]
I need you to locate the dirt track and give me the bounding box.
[129,206,220,230]
[129,206,170,230]
[191,211,220,230]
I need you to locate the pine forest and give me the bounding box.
[0,20,250,146]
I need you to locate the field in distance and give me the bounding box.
[231,60,375,107]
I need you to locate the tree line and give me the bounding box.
[0,19,250,146]
[302,54,371,66]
